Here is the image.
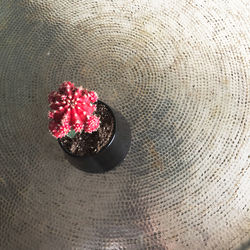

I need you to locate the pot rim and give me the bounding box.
[58,100,116,158]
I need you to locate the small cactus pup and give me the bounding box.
[48,81,131,173]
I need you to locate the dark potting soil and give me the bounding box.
[59,102,115,156]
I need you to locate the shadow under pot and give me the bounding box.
[58,100,131,173]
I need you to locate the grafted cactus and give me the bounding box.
[48,81,100,138]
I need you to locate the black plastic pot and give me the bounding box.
[58,101,131,173]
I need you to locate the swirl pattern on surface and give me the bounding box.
[0,0,249,249]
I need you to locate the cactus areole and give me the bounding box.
[48,81,131,172]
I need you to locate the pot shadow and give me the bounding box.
[110,97,197,248]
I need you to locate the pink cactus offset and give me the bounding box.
[48,81,100,138]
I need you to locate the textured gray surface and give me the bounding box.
[0,0,250,249]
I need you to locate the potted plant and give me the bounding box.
[48,81,131,173]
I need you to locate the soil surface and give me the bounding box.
[59,102,115,156]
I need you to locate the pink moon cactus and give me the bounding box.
[48,81,100,138]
